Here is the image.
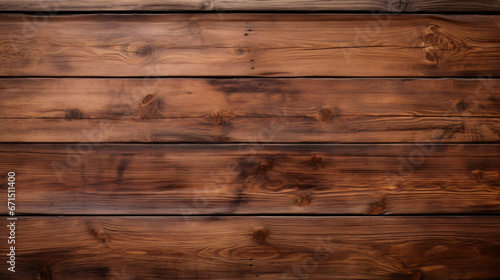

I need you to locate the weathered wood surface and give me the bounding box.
[1,0,500,12]
[1,144,498,215]
[1,78,499,118]
[2,14,500,77]
[1,78,499,142]
[3,116,500,143]
[1,217,500,279]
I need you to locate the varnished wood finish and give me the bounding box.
[1,1,500,278]
[3,117,500,142]
[1,144,498,215]
[2,14,500,77]
[1,78,499,143]
[2,78,499,118]
[1,216,499,279]
[1,0,500,12]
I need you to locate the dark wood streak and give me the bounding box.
[1,144,498,215]
[0,217,499,279]
[1,117,498,142]
[1,14,500,77]
[1,78,498,119]
[1,78,498,143]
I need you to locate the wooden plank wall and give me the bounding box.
[0,1,499,279]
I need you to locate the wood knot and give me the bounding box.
[314,107,337,122]
[218,136,229,143]
[233,48,247,55]
[208,111,232,126]
[135,92,166,120]
[141,92,157,107]
[127,42,154,59]
[420,24,462,65]
[251,227,269,245]
[305,155,326,169]
[410,272,422,280]
[472,169,483,183]
[38,266,52,280]
[88,227,109,244]
[387,0,411,12]
[455,101,470,113]
[2,43,21,57]
[295,193,312,207]
[65,108,83,120]
[435,123,465,140]
[422,25,442,46]
[258,161,272,176]
[366,196,387,215]
[200,0,214,10]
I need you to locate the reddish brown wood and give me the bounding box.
[1,0,500,12]
[0,216,499,279]
[1,144,498,215]
[1,14,500,77]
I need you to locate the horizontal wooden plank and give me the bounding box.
[0,78,497,143]
[1,78,499,143]
[1,78,499,118]
[1,0,500,12]
[1,217,499,279]
[1,14,500,77]
[1,144,499,215]
[2,117,500,142]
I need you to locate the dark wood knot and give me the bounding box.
[88,226,109,245]
[208,110,232,126]
[455,101,470,113]
[366,196,387,215]
[387,0,411,12]
[314,107,337,122]
[135,92,166,120]
[65,108,83,120]
[472,169,483,182]
[410,272,422,280]
[218,136,229,143]
[295,193,312,207]
[251,227,269,245]
[140,92,157,108]
[127,42,154,59]
[233,48,246,55]
[258,161,272,176]
[305,155,326,169]
[420,24,463,65]
[38,266,52,280]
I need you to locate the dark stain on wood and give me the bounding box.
[0,2,499,279]
[64,108,83,120]
[251,227,269,246]
[38,266,52,280]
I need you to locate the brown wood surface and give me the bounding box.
[1,1,500,277]
[2,78,499,143]
[1,216,499,279]
[2,78,499,118]
[3,116,500,143]
[1,144,498,215]
[1,0,500,12]
[2,14,500,77]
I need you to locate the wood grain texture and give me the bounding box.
[1,216,500,279]
[1,0,500,12]
[2,14,500,77]
[1,144,498,215]
[2,117,499,143]
[2,78,499,143]
[1,78,499,118]
[2,77,500,143]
